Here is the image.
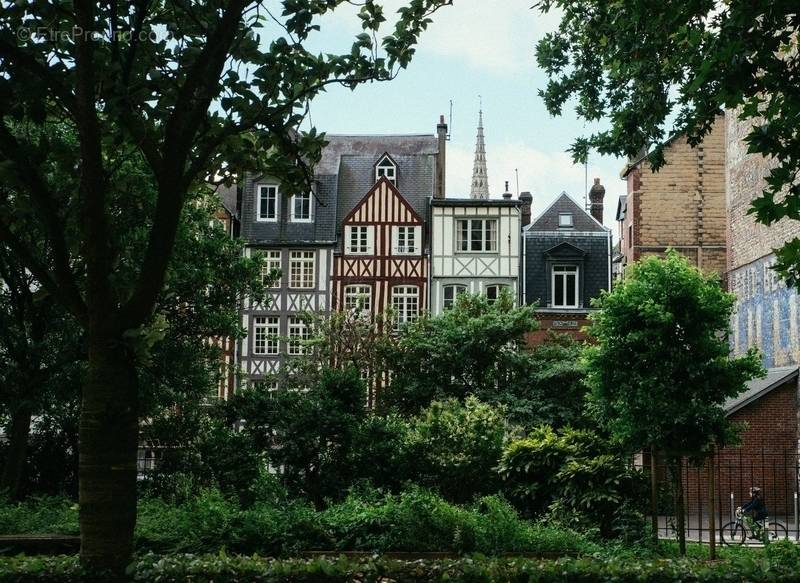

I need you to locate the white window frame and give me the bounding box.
[375,156,397,184]
[346,225,374,255]
[558,213,574,228]
[289,251,315,289]
[392,285,419,331]
[343,284,372,312]
[455,219,498,253]
[253,316,280,355]
[290,192,313,223]
[552,264,579,309]
[485,284,508,304]
[256,185,278,222]
[392,225,420,255]
[442,284,467,310]
[287,316,310,356]
[261,250,282,288]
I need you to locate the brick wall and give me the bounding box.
[527,314,592,345]
[623,115,727,276]
[683,380,798,516]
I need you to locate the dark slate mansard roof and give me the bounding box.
[526,192,608,233]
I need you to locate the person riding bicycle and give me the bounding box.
[741,487,768,539]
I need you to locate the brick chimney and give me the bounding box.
[589,178,605,224]
[435,115,447,199]
[519,191,532,227]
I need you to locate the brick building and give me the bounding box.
[727,110,800,368]
[617,115,727,278]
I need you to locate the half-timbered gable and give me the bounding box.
[332,176,427,323]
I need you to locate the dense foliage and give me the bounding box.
[498,426,646,538]
[535,0,800,282]
[3,551,800,583]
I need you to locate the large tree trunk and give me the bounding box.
[0,405,33,500]
[79,330,139,576]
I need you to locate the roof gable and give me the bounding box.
[343,176,423,225]
[527,192,607,233]
[544,241,587,259]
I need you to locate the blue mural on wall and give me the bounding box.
[730,254,799,368]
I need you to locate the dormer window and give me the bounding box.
[375,154,397,185]
[558,213,574,228]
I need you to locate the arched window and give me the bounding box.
[343,284,372,312]
[442,284,467,310]
[392,285,419,331]
[485,284,508,304]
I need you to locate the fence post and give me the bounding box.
[794,492,798,541]
[730,492,735,523]
[650,446,658,542]
[709,450,716,559]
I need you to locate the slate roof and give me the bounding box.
[615,195,627,222]
[526,192,607,233]
[316,134,438,226]
[724,366,799,415]
[216,183,239,217]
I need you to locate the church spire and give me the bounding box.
[470,107,490,200]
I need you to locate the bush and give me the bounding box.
[498,426,647,537]
[2,554,799,583]
[0,496,78,535]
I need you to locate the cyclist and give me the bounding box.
[741,487,768,539]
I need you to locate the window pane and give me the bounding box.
[485,220,497,251]
[554,274,564,306]
[457,220,468,251]
[470,220,483,251]
[566,274,576,306]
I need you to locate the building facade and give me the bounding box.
[331,175,428,328]
[524,190,611,342]
[237,173,337,386]
[429,198,522,315]
[618,115,727,277]
[727,110,800,368]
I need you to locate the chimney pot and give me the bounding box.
[589,178,606,224]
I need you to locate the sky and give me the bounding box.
[292,0,626,228]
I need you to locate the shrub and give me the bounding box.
[1,554,798,583]
[0,496,78,535]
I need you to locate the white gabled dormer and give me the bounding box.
[375,153,397,185]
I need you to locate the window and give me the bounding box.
[558,213,574,228]
[456,219,497,252]
[442,284,466,310]
[346,225,373,255]
[485,284,508,304]
[392,285,419,331]
[257,185,278,222]
[344,285,372,312]
[287,316,310,355]
[253,316,279,355]
[261,250,281,288]
[552,265,579,308]
[628,224,633,248]
[290,192,312,222]
[289,251,315,289]
[393,226,419,255]
[375,155,397,184]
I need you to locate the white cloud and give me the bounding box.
[446,141,624,227]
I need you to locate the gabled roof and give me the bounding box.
[343,176,423,225]
[724,366,799,416]
[526,191,608,233]
[544,241,587,259]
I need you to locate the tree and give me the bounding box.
[583,252,763,552]
[0,0,450,571]
[385,291,539,414]
[535,1,800,280]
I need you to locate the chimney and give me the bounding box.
[435,114,448,199]
[502,180,512,199]
[589,177,605,224]
[519,191,532,226]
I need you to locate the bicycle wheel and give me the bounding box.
[768,521,788,541]
[720,521,746,545]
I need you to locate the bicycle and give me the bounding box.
[720,507,788,545]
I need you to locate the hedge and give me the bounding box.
[1,553,799,583]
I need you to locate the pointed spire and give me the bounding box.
[470,107,490,200]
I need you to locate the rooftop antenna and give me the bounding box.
[515,168,520,196]
[584,157,589,211]
[447,99,453,140]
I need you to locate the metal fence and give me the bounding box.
[648,448,800,542]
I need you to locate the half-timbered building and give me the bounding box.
[332,176,427,328]
[429,196,523,315]
[237,173,337,387]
